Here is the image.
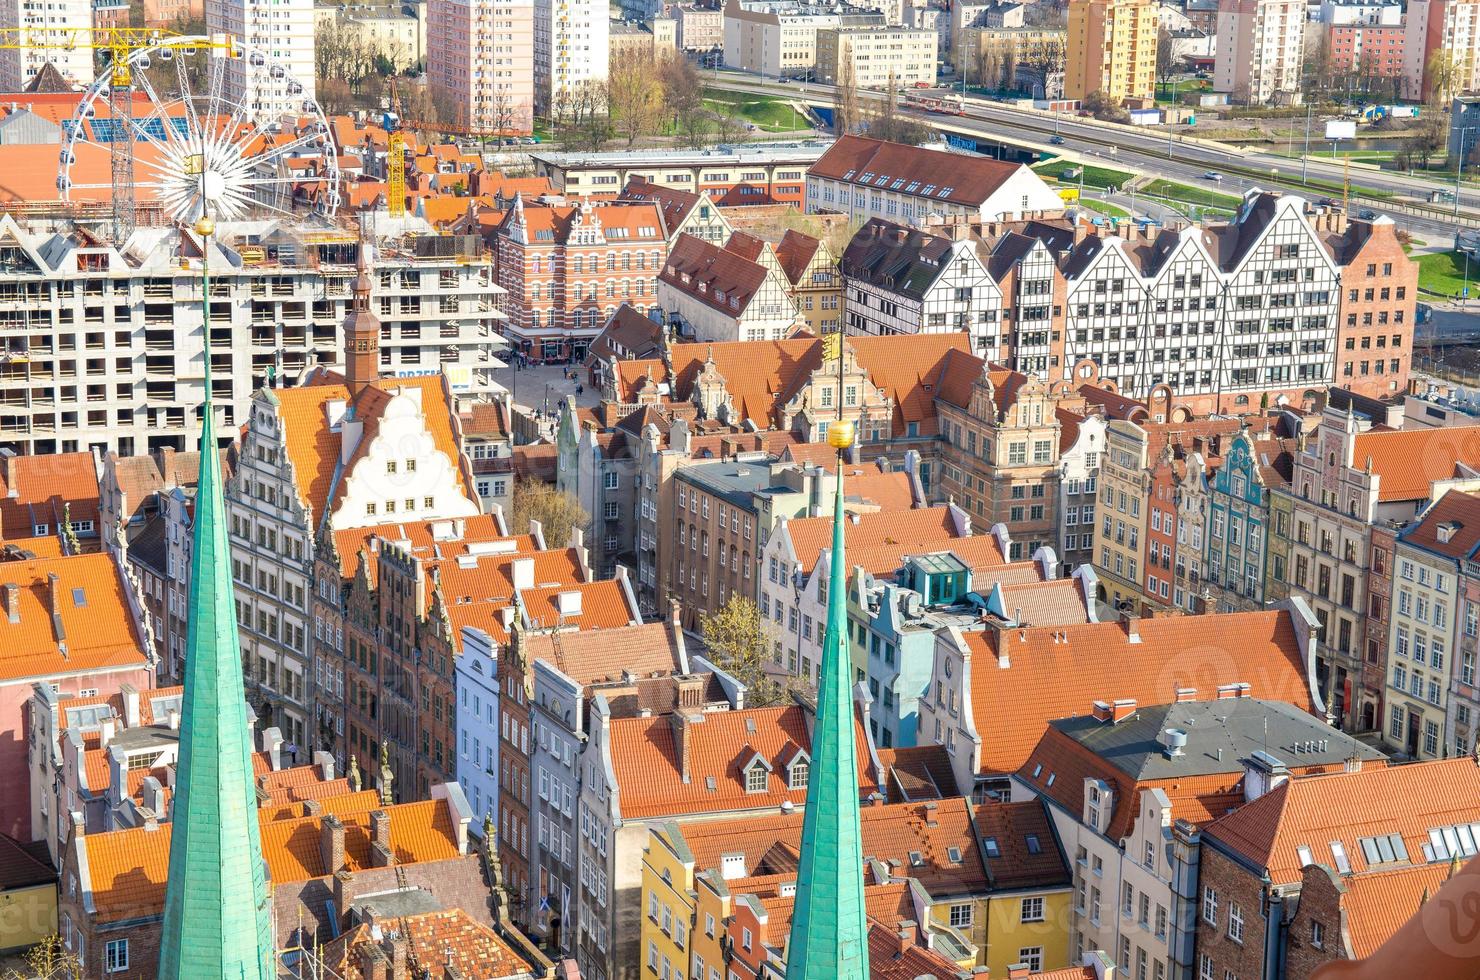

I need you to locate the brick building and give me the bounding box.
[495,197,667,363]
[1194,757,1480,980]
[1325,214,1416,397]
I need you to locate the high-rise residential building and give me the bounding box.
[206,0,317,118]
[1403,0,1480,102]
[0,0,93,92]
[1214,0,1307,104]
[814,26,939,88]
[1065,0,1157,102]
[534,0,610,115]
[428,0,536,135]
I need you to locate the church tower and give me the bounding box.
[345,217,381,399]
[157,215,275,980]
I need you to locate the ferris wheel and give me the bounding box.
[55,36,341,226]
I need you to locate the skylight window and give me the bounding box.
[921,184,936,195]
[982,837,1000,858]
[1025,834,1042,854]
[891,179,905,189]
[1359,833,1408,865]
[1329,840,1351,874]
[947,847,962,863]
[842,169,856,180]
[938,186,954,198]
[860,172,875,182]
[1296,845,1313,867]
[905,181,920,193]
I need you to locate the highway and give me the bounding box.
[706,71,1473,245]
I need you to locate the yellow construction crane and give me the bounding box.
[384,78,407,218]
[0,27,238,240]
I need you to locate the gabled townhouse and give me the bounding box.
[722,229,843,335]
[231,270,481,756]
[918,604,1329,803]
[584,304,666,392]
[805,135,1064,227]
[1385,490,1480,760]
[934,356,1072,557]
[761,503,981,686]
[617,176,733,244]
[1271,412,1480,736]
[1194,757,1480,980]
[1055,409,1107,575]
[984,222,1075,376]
[1323,214,1416,398]
[1012,696,1383,980]
[0,451,103,553]
[641,796,1075,979]
[840,218,1004,352]
[578,700,881,980]
[1201,427,1296,613]
[485,619,690,934]
[657,232,801,343]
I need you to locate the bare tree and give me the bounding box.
[864,72,932,143]
[660,56,704,129]
[832,46,861,135]
[1082,89,1130,122]
[699,595,792,706]
[1427,50,1462,106]
[554,80,612,152]
[607,51,665,146]
[509,479,589,548]
[1156,27,1179,94]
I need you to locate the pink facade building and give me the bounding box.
[1403,0,1480,102]
[428,0,536,135]
[1329,23,1407,75]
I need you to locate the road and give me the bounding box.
[706,71,1470,245]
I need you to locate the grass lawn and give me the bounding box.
[1078,198,1131,218]
[1141,178,1245,210]
[1417,250,1479,297]
[1032,158,1135,190]
[701,90,809,132]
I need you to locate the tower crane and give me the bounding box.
[0,27,239,240]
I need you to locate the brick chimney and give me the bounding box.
[387,934,409,980]
[1008,965,1032,980]
[1175,687,1198,702]
[3,582,19,624]
[896,920,917,952]
[357,941,390,980]
[320,814,346,874]
[1093,698,1137,723]
[670,712,701,784]
[675,674,705,710]
[1216,682,1251,699]
[369,809,393,867]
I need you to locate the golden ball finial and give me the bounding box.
[193,215,215,237]
[827,419,855,450]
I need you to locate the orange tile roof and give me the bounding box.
[329,515,530,586]
[877,744,960,801]
[429,547,589,644]
[0,552,149,683]
[1352,425,1480,502]
[518,620,682,686]
[609,705,874,820]
[975,798,1072,891]
[783,506,962,576]
[996,578,1092,628]
[57,684,182,731]
[83,797,466,922]
[501,201,666,244]
[322,908,533,980]
[272,374,469,523]
[963,612,1318,777]
[612,334,971,435]
[1202,757,1480,886]
[867,921,974,980]
[517,580,637,634]
[0,451,101,541]
[680,798,996,898]
[841,469,917,512]
[1342,863,1455,959]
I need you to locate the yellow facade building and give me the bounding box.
[1065,0,1157,102]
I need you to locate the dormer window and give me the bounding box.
[745,760,768,793]
[787,759,809,790]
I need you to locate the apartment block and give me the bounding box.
[0,0,93,91]
[1403,0,1480,102]
[428,0,536,134]
[535,0,610,114]
[1214,0,1306,104]
[206,0,317,117]
[814,26,939,88]
[1330,215,1416,397]
[529,143,826,207]
[1328,22,1407,77]
[722,0,884,77]
[0,217,505,460]
[1065,0,1157,101]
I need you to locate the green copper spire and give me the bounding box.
[158,215,275,980]
[786,416,869,979]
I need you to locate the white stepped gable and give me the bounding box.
[330,387,480,530]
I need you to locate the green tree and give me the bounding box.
[509,479,589,548]
[699,595,790,706]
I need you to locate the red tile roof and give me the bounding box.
[329,515,529,586]
[1401,490,1480,560]
[1341,863,1455,959]
[518,620,682,686]
[1202,757,1480,886]
[608,705,874,820]
[962,612,1318,777]
[660,232,771,318]
[321,908,534,979]
[810,135,1023,209]
[0,451,101,543]
[782,506,966,576]
[1352,426,1480,502]
[866,920,975,980]
[974,798,1072,891]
